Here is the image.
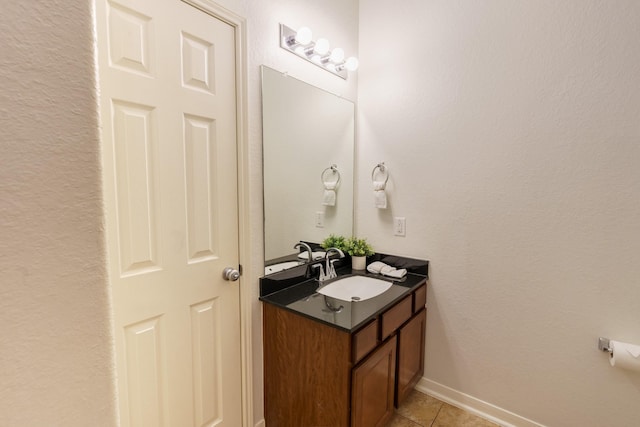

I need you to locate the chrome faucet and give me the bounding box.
[293,241,313,263]
[323,247,345,281]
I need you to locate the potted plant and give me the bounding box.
[321,234,348,252]
[345,237,374,270]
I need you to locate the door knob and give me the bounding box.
[223,267,240,281]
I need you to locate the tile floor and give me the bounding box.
[389,390,499,427]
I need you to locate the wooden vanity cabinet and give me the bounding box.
[263,283,427,427]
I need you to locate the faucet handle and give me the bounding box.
[326,258,342,279]
[311,263,326,280]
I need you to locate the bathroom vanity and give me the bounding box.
[260,65,429,426]
[260,259,428,427]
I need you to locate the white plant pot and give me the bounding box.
[351,256,366,270]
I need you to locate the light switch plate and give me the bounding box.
[394,217,406,236]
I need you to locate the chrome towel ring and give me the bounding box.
[321,164,341,186]
[371,162,389,185]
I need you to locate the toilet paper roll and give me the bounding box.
[609,340,640,372]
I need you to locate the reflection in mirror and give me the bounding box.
[261,66,355,269]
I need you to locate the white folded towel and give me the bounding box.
[322,181,337,206]
[367,261,394,274]
[366,261,407,278]
[382,268,407,279]
[366,261,384,274]
[373,180,387,209]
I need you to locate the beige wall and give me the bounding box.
[357,1,640,425]
[0,0,359,425]
[12,1,637,425]
[0,1,117,425]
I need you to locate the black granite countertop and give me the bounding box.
[259,255,428,333]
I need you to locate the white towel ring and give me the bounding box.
[321,164,341,186]
[371,162,389,185]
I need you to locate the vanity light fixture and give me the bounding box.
[279,24,358,80]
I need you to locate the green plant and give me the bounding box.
[344,237,375,257]
[321,234,348,251]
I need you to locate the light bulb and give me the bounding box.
[344,57,359,71]
[329,48,345,63]
[314,38,330,55]
[295,27,313,45]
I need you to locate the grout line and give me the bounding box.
[394,413,419,426]
[430,402,444,427]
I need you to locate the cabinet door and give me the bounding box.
[263,304,352,427]
[351,336,397,427]
[396,308,426,406]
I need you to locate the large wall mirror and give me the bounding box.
[262,66,355,265]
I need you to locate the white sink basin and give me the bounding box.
[317,276,392,302]
[265,261,303,275]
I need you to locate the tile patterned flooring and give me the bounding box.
[390,390,499,427]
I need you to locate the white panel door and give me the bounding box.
[95,0,242,425]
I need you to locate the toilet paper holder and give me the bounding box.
[598,337,613,354]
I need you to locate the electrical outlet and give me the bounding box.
[394,217,406,236]
[315,211,325,228]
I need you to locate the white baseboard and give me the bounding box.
[254,419,265,427]
[416,378,545,427]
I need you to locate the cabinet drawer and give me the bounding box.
[352,319,378,363]
[380,296,412,340]
[413,284,426,313]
